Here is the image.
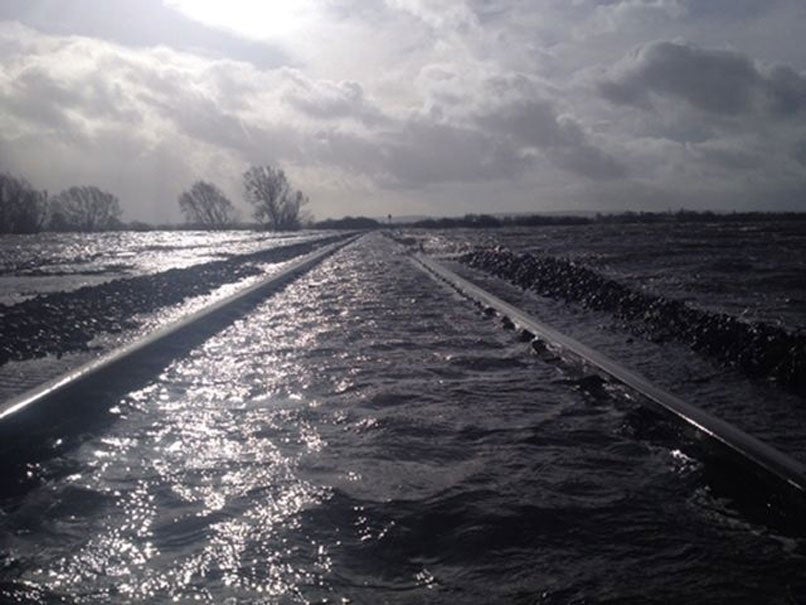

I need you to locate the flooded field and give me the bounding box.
[1,226,805,603]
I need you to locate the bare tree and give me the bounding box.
[0,173,48,233]
[51,186,122,231]
[243,165,308,231]
[178,181,237,229]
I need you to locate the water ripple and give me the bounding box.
[1,232,804,602]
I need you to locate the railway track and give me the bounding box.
[2,235,804,513]
[1,232,803,601]
[0,236,358,460]
[410,252,806,506]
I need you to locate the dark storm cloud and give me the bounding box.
[309,119,528,188]
[477,100,573,148]
[697,147,758,171]
[1,68,79,131]
[1,64,142,130]
[683,0,782,21]
[282,75,389,126]
[793,140,806,166]
[475,100,627,180]
[599,41,806,117]
[0,0,288,68]
[552,144,627,180]
[765,65,806,116]
[149,92,258,155]
[381,119,528,186]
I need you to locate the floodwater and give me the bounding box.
[423,221,806,331]
[0,230,325,306]
[1,229,805,603]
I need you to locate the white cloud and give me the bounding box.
[164,0,318,41]
[1,0,806,220]
[386,0,478,31]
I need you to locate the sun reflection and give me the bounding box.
[6,248,357,602]
[165,0,316,40]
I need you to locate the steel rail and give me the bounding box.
[412,253,806,496]
[0,236,357,424]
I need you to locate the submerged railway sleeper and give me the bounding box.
[411,253,806,511]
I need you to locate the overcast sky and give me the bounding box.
[1,0,805,222]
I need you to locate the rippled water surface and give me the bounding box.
[1,232,805,603]
[421,221,806,330]
[0,230,326,305]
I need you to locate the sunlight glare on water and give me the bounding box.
[0,230,325,305]
[24,282,340,601]
[1,233,805,603]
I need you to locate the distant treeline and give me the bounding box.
[1,165,313,234]
[72,214,383,232]
[410,214,589,229]
[312,216,381,230]
[179,167,309,231]
[408,210,806,229]
[3,166,804,235]
[593,209,806,224]
[1,172,123,234]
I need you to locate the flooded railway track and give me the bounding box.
[1,232,805,603]
[0,236,357,463]
[411,253,806,504]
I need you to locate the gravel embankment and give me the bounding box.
[461,247,806,396]
[0,235,346,365]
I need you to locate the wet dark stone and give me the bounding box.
[461,246,806,397]
[531,339,549,354]
[519,329,535,342]
[0,236,347,366]
[565,375,610,400]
